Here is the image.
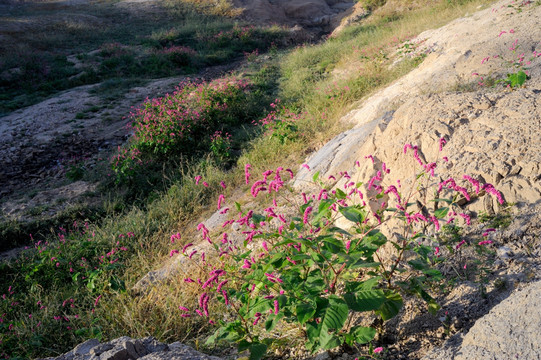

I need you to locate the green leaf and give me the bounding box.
[249,343,268,360]
[428,299,441,315]
[335,188,347,200]
[327,227,351,237]
[312,170,321,182]
[508,70,528,87]
[431,198,453,204]
[321,237,343,253]
[516,70,528,86]
[408,259,428,271]
[296,303,316,324]
[422,269,443,279]
[109,275,126,292]
[344,290,386,312]
[345,277,381,292]
[376,291,403,321]
[410,279,441,315]
[320,331,341,350]
[434,207,449,219]
[305,276,326,295]
[206,327,225,345]
[362,231,387,248]
[315,297,348,350]
[306,321,320,345]
[265,312,284,331]
[235,201,242,213]
[238,339,251,352]
[312,200,334,224]
[350,326,376,344]
[247,298,271,318]
[321,297,348,332]
[252,213,266,223]
[348,259,381,269]
[339,206,366,224]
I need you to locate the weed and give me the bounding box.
[478,205,513,229]
[209,131,232,164]
[180,140,505,359]
[473,30,540,89]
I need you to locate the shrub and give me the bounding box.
[111,77,252,181]
[177,139,505,358]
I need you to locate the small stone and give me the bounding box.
[315,351,330,360]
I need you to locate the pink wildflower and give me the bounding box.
[346,240,351,253]
[217,194,225,210]
[365,155,374,164]
[303,206,313,224]
[459,213,471,225]
[217,280,228,291]
[439,137,447,151]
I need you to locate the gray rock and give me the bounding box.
[99,348,130,360]
[141,337,169,353]
[74,339,100,356]
[423,280,541,359]
[44,337,221,360]
[90,344,114,356]
[139,343,222,360]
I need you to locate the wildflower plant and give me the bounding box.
[0,224,136,358]
[254,100,301,144]
[209,131,232,163]
[111,77,252,181]
[176,139,505,358]
[473,30,541,88]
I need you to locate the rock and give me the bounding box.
[422,280,541,359]
[73,339,100,356]
[314,351,331,360]
[496,246,513,260]
[40,337,222,360]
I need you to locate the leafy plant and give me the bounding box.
[474,33,540,89]
[178,139,505,359]
[254,101,300,144]
[209,131,232,163]
[111,77,251,181]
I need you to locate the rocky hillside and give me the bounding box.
[127,0,541,358]
[3,0,541,359]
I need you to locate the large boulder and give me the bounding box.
[422,280,541,360]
